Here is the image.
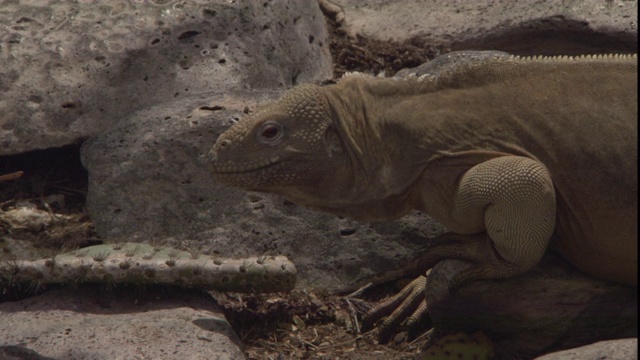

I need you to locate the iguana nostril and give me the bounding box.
[217,139,231,150]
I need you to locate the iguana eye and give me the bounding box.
[257,121,285,146]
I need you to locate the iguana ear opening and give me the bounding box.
[324,125,344,157]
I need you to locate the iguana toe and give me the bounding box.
[405,299,430,329]
[363,275,429,343]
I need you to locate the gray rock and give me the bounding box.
[425,256,638,359]
[81,90,445,291]
[0,0,332,155]
[0,286,244,360]
[534,338,638,360]
[331,0,637,55]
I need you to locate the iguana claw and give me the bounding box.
[362,275,431,343]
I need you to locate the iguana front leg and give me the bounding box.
[363,156,556,342]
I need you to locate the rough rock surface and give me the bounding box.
[534,338,638,360]
[0,0,332,155]
[333,0,638,55]
[0,286,244,360]
[80,90,445,291]
[425,256,638,359]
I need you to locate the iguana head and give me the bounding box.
[209,84,354,205]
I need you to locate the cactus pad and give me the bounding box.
[0,243,296,293]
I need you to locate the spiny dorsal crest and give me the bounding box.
[341,71,372,79]
[507,53,637,62]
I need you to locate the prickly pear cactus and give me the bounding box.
[0,243,296,293]
[420,331,495,360]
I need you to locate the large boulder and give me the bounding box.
[331,0,637,55]
[0,0,332,155]
[425,256,637,359]
[534,338,638,360]
[0,286,244,360]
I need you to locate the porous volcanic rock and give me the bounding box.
[0,0,332,155]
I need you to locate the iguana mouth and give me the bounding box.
[212,156,281,174]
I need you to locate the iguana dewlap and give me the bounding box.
[210,52,638,289]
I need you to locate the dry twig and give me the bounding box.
[0,171,24,183]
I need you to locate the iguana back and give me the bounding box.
[355,54,638,285]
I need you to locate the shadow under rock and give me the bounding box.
[0,284,219,315]
[0,345,56,360]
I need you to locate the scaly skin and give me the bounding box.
[210,51,638,340]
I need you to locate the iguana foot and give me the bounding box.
[363,233,531,342]
[362,275,431,343]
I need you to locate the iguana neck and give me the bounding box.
[318,81,435,212]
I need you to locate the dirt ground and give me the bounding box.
[321,1,446,80]
[0,9,461,360]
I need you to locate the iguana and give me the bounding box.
[209,51,638,340]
